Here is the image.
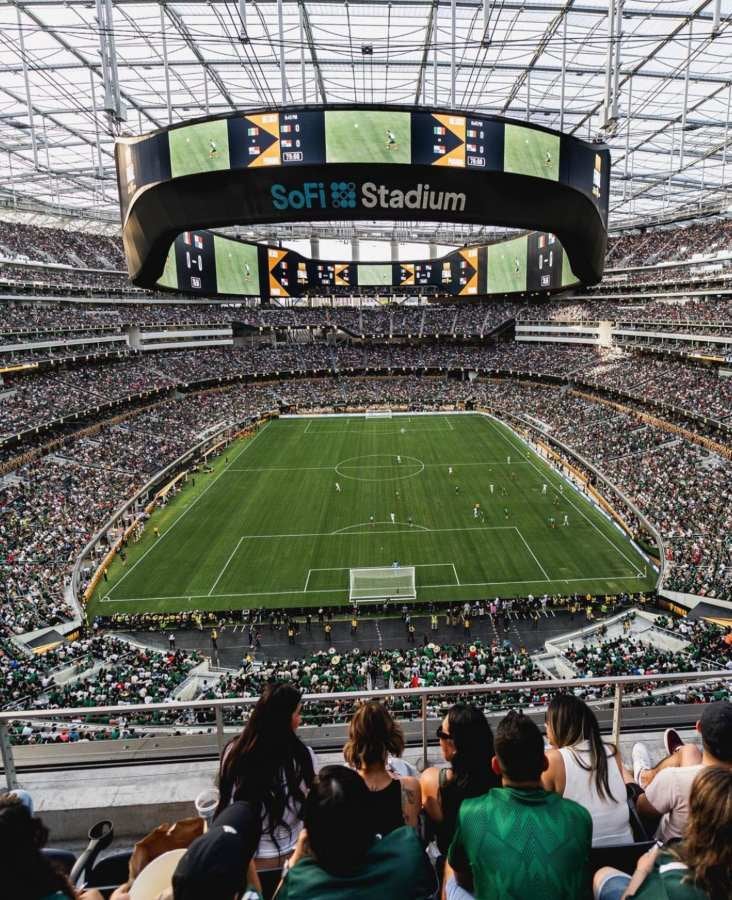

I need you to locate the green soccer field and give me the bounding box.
[325,110,411,164]
[169,120,231,179]
[88,414,656,618]
[504,123,560,182]
[487,235,528,294]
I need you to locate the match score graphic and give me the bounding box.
[268,247,309,298]
[228,110,326,169]
[412,113,466,167]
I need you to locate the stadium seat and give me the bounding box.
[42,848,77,874]
[590,840,654,875]
[81,849,133,896]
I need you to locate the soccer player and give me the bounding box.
[369,514,375,527]
[455,484,460,494]
[209,138,218,158]
[504,506,510,519]
[243,263,251,280]
[544,149,552,167]
[548,515,556,528]
[154,526,160,539]
[397,455,402,464]
[563,514,569,526]
[448,466,453,476]
[335,482,341,493]
[506,455,511,464]
[408,515,413,527]
[390,512,396,524]
[385,129,398,151]
[541,483,547,495]
[513,257,520,273]
[489,483,494,494]
[395,489,400,499]
[473,503,480,519]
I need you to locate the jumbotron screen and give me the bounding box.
[120,108,608,223]
[159,229,577,298]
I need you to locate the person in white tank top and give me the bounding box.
[542,695,633,847]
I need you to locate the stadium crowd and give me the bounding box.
[606,218,732,267]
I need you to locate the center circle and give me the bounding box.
[335,453,425,482]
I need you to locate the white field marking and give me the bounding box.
[225,524,517,539]
[485,415,645,576]
[444,415,455,431]
[303,562,458,592]
[105,422,272,597]
[303,419,312,434]
[451,563,461,585]
[301,427,452,436]
[226,461,530,472]
[99,573,643,604]
[208,536,244,596]
[513,527,551,582]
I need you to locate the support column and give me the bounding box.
[429,242,438,259]
[278,0,287,104]
[310,236,320,259]
[351,236,360,262]
[17,6,38,170]
[450,0,457,106]
[390,237,399,262]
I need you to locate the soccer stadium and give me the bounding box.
[0,2,731,899]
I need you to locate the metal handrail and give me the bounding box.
[2,669,731,790]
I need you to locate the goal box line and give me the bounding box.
[349,565,416,601]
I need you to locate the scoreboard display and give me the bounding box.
[117,104,610,291]
[119,106,608,224]
[159,228,577,298]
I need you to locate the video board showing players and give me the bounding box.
[325,110,411,165]
[411,113,466,168]
[268,247,309,298]
[357,263,393,287]
[486,234,528,295]
[213,234,259,296]
[504,123,560,183]
[168,120,231,180]
[228,110,326,169]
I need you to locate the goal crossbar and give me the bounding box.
[349,565,416,602]
[365,409,392,419]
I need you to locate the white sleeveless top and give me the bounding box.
[558,740,633,847]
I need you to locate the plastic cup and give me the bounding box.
[194,787,219,831]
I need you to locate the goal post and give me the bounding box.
[349,565,416,602]
[365,409,392,419]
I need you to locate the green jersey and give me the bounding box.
[632,849,710,900]
[277,826,436,900]
[448,786,592,900]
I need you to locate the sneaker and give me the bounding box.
[632,741,652,786]
[664,728,684,756]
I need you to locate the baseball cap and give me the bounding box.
[172,802,260,900]
[699,701,732,763]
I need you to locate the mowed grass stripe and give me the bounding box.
[89,414,655,616]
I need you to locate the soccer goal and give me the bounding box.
[349,566,416,602]
[365,409,392,419]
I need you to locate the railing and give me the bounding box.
[2,670,730,791]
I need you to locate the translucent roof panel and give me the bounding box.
[0,0,730,235]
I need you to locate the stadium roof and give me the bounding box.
[1,0,731,241]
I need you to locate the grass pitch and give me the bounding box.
[487,235,528,294]
[213,234,259,295]
[504,123,560,182]
[325,110,411,164]
[89,414,656,618]
[169,120,231,179]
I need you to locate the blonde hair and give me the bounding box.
[343,701,404,769]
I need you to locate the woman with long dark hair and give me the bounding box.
[343,701,421,835]
[420,703,499,855]
[594,766,732,900]
[542,693,632,846]
[217,683,316,867]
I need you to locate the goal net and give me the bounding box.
[349,566,416,602]
[365,409,392,419]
